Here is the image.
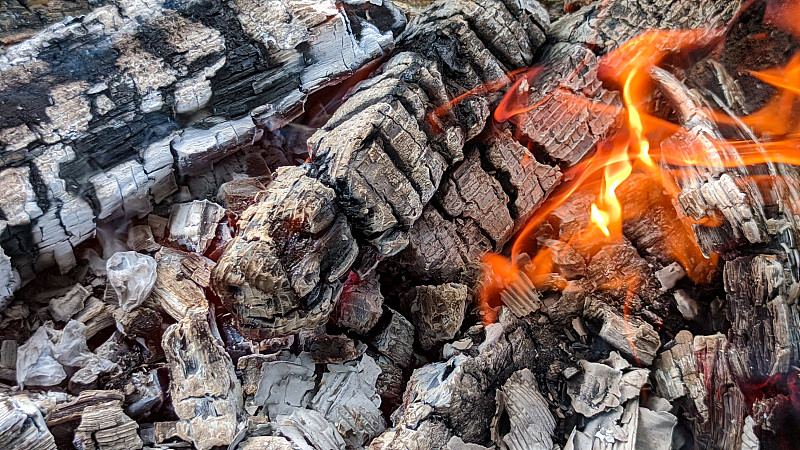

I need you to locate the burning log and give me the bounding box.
[0,0,405,294]
[212,0,551,337]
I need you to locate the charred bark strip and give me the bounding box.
[213,0,551,337]
[724,255,800,380]
[0,0,404,306]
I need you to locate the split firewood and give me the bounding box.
[0,0,405,293]
[162,311,243,450]
[213,0,551,337]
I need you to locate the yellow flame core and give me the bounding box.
[590,203,611,236]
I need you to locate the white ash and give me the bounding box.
[655,262,686,291]
[106,251,157,312]
[673,289,700,321]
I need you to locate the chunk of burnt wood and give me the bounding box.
[724,255,800,379]
[435,150,514,248]
[48,284,91,322]
[478,129,562,225]
[389,310,543,444]
[0,394,57,450]
[114,307,163,342]
[46,390,126,427]
[72,399,143,450]
[167,200,225,254]
[179,253,215,288]
[122,367,167,420]
[368,307,415,368]
[217,177,268,214]
[652,330,708,423]
[492,368,556,450]
[584,297,661,366]
[149,248,209,321]
[126,225,160,253]
[162,312,243,450]
[212,167,358,339]
[406,283,469,350]
[371,352,405,410]
[393,205,490,283]
[72,296,116,339]
[308,104,430,257]
[371,419,454,450]
[331,272,384,335]
[307,334,360,364]
[0,0,403,285]
[514,43,622,166]
[309,355,386,447]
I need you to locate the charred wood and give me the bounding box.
[0,0,404,291]
[213,0,552,337]
[162,311,243,450]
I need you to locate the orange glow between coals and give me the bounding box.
[478,1,800,336]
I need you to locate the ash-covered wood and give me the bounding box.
[72,398,143,450]
[405,283,468,350]
[492,368,556,450]
[162,312,243,449]
[0,0,405,294]
[212,167,358,338]
[380,310,550,444]
[724,254,800,379]
[0,393,57,450]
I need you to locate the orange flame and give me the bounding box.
[478,2,800,337]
